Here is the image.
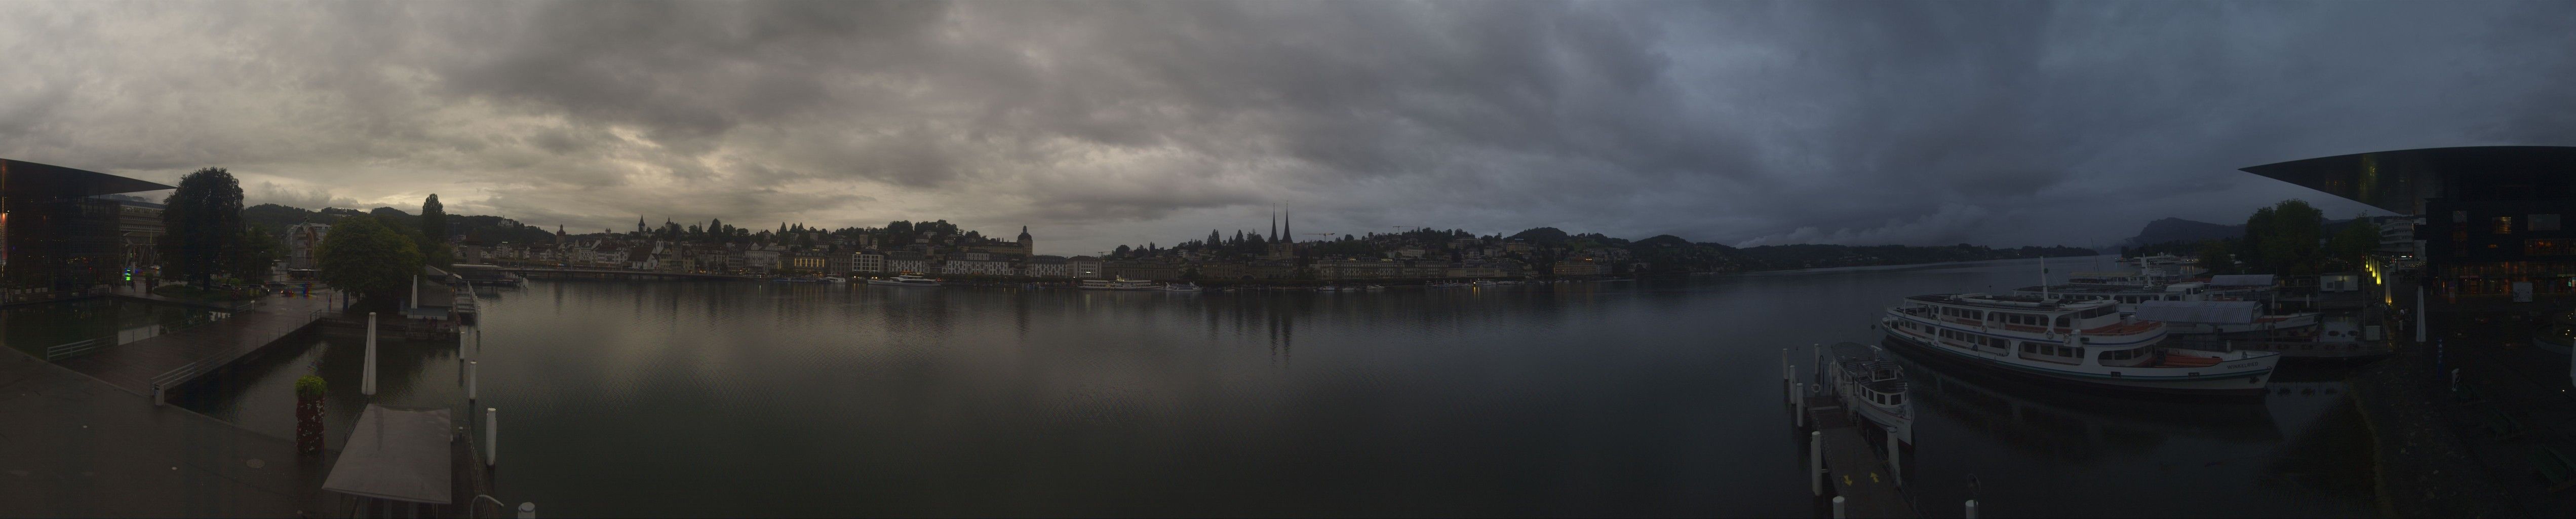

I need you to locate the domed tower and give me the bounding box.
[1017,226,1034,257]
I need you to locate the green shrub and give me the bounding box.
[294,375,327,398]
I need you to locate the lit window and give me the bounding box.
[2532,214,2562,232]
[2495,216,2515,235]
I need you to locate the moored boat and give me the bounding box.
[1880,292,2279,395]
[1078,278,1161,290]
[865,274,941,287]
[1163,282,1202,292]
[1824,341,1914,446]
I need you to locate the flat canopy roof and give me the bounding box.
[321,405,454,505]
[0,158,175,198]
[2239,145,2576,214]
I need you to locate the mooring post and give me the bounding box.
[1831,496,1846,519]
[1809,430,1823,497]
[1793,381,1806,428]
[517,502,536,518]
[151,384,164,406]
[1886,426,1902,488]
[467,360,479,402]
[363,312,378,396]
[485,407,499,467]
[1965,499,1979,519]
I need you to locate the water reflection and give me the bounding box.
[172,260,2375,517]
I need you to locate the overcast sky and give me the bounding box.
[4,2,2570,255]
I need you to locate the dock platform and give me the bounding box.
[1804,397,1917,519]
[50,290,335,399]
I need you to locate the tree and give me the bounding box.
[419,195,447,245]
[317,215,424,304]
[161,168,246,287]
[2243,199,2326,274]
[2323,214,2380,271]
[232,224,283,283]
[2195,239,2235,275]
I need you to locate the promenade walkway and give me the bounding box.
[0,346,336,516]
[53,285,336,398]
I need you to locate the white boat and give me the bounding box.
[1364,285,1386,291]
[822,277,848,284]
[1881,292,2279,395]
[866,275,941,287]
[1163,282,1202,292]
[1078,278,1161,290]
[1824,342,1913,446]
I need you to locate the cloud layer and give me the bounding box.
[3,2,2570,253]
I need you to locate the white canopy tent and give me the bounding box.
[323,405,454,513]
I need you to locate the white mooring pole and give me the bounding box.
[363,312,378,396]
[1886,426,1902,488]
[467,360,479,402]
[485,407,499,467]
[1793,381,1806,429]
[517,502,535,518]
[1809,430,1824,497]
[1831,496,1847,518]
[1965,499,1979,519]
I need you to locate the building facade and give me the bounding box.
[2242,146,2575,302]
[1,159,175,291]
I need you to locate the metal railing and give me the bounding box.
[43,338,109,361]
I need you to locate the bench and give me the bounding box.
[2536,446,2576,493]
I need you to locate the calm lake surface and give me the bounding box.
[181,256,2373,517]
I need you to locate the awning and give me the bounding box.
[321,405,454,504]
[2134,300,2262,323]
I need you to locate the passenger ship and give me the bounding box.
[1881,293,2280,394]
[1824,342,1913,446]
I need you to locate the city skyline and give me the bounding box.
[5,2,2573,254]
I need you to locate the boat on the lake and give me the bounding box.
[1078,278,1161,290]
[866,274,941,287]
[1824,341,1914,446]
[1163,282,1202,292]
[821,277,848,284]
[1880,292,2280,395]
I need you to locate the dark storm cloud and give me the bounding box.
[1,1,2571,253]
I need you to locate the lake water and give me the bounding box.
[179,256,2373,517]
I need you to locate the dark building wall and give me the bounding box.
[3,196,122,289]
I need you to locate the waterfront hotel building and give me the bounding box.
[0,159,175,291]
[2241,146,2574,304]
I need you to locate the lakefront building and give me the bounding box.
[1,159,175,293]
[2241,145,2575,304]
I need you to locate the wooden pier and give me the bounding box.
[1785,347,1922,519]
[1801,394,1918,519]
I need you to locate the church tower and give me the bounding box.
[1017,226,1034,257]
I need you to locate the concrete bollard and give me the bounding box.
[1809,431,1823,497]
[1793,382,1806,428]
[1965,499,1979,519]
[485,407,498,467]
[363,312,378,396]
[517,502,535,518]
[1886,426,1902,488]
[467,361,479,402]
[1831,496,1846,518]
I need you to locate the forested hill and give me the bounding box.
[1730,243,2096,271]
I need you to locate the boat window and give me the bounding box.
[2020,342,2036,353]
[1888,394,1903,405]
[2055,316,2071,328]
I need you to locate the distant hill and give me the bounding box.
[2117,216,2376,250]
[2120,218,2243,248]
